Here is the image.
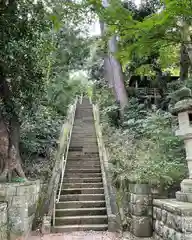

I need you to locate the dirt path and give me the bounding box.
[28,231,153,240]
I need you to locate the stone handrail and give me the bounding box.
[42,97,78,224]
[92,104,120,231]
[56,96,77,204]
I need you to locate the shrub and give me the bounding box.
[98,89,187,189]
[20,105,64,181]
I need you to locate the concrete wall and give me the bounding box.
[0,180,40,240]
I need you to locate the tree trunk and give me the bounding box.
[180,21,192,66]
[0,113,9,181]
[180,44,189,81]
[0,77,26,181]
[100,3,128,110]
[100,21,115,89]
[152,60,167,97]
[0,115,26,181]
[103,56,114,88]
[108,36,128,109]
[8,114,26,179]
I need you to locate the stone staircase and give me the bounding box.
[53,98,108,232]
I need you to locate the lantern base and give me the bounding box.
[175,179,192,203]
[176,191,192,202]
[180,179,192,193]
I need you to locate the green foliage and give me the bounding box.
[88,0,192,79]
[97,87,186,189]
[20,106,61,180]
[21,106,62,158]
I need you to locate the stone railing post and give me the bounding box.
[128,182,152,237]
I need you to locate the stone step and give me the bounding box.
[69,146,98,150]
[59,194,105,201]
[63,182,103,189]
[70,147,98,150]
[53,224,108,232]
[65,173,102,178]
[55,207,107,217]
[60,188,104,195]
[71,135,96,138]
[72,130,95,132]
[70,143,98,146]
[73,126,95,129]
[67,161,100,166]
[71,132,96,135]
[63,177,102,183]
[75,117,93,119]
[56,200,106,209]
[69,147,83,152]
[83,148,99,152]
[75,109,93,111]
[75,112,93,114]
[67,155,100,158]
[67,153,99,158]
[66,165,101,170]
[67,168,101,173]
[70,142,98,146]
[71,129,95,131]
[72,129,95,132]
[70,138,97,141]
[68,152,99,157]
[67,155,100,160]
[76,106,92,109]
[67,161,100,165]
[75,111,93,114]
[55,215,108,225]
[66,163,100,169]
[71,136,96,139]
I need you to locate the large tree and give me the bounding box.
[0,0,50,180]
[89,0,129,110]
[0,0,90,181]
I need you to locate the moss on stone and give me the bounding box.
[171,87,192,102]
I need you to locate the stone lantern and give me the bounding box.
[171,87,192,202]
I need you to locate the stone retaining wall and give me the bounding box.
[153,199,192,239]
[0,180,40,240]
[0,202,7,240]
[127,183,152,237]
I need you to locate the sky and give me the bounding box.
[90,0,141,36]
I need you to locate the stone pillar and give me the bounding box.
[42,216,51,234]
[128,183,152,237]
[0,181,40,240]
[0,203,7,240]
[171,89,192,202]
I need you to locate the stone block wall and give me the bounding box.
[128,183,152,237]
[0,180,40,240]
[153,199,192,239]
[0,202,7,240]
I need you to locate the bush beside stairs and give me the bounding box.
[53,98,109,232]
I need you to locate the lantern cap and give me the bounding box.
[170,87,192,115]
[171,98,192,115]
